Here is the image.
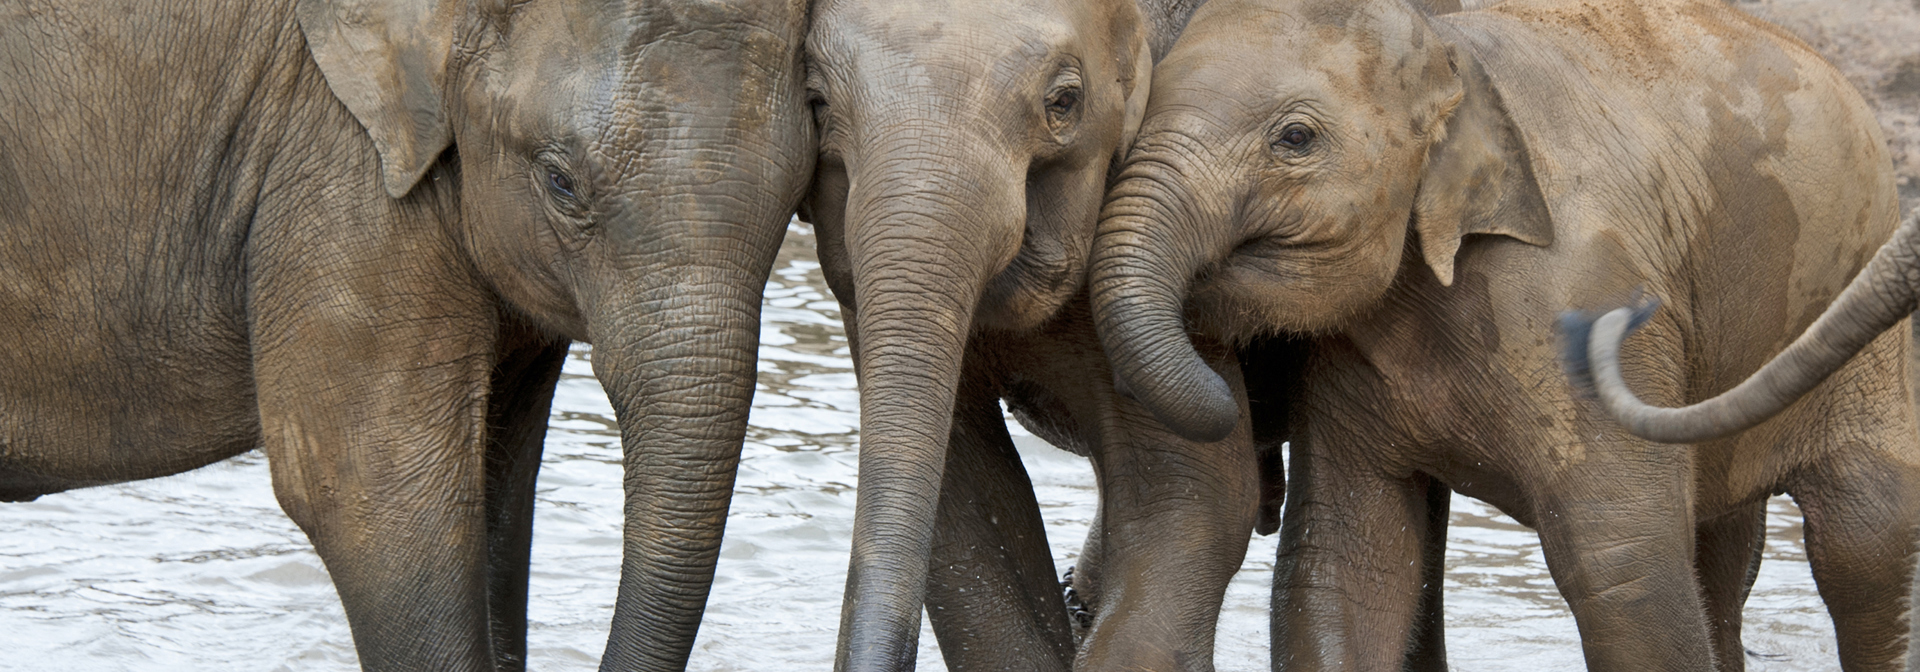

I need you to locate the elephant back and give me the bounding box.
[1440,0,1901,388]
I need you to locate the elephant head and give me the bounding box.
[1563,207,1920,444]
[797,0,1152,667]
[1089,0,1549,441]
[299,0,813,667]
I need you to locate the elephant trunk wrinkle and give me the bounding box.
[832,159,1019,671]
[835,288,977,672]
[1091,176,1239,443]
[590,268,769,672]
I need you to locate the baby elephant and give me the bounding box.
[1088,0,1916,669]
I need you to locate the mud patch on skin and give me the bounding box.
[1736,0,1920,216]
[1469,0,1920,219]
[1885,56,1920,99]
[1489,0,1681,83]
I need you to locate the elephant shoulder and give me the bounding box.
[1440,0,1892,264]
[1435,2,1730,254]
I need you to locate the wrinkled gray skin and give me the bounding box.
[0,1,812,670]
[1093,0,1920,669]
[1567,207,1920,444]
[799,1,1270,670]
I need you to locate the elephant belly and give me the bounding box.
[0,318,261,501]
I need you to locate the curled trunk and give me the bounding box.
[1089,170,1239,443]
[1565,209,1920,443]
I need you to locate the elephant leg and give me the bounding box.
[1075,383,1258,672]
[1272,438,1441,671]
[1066,506,1106,643]
[925,366,1076,672]
[1778,329,1920,671]
[258,367,496,670]
[1402,478,1451,672]
[253,274,498,671]
[1533,453,1713,672]
[1790,455,1920,672]
[480,334,569,671]
[1694,501,1766,672]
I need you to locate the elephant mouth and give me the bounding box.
[1226,234,1293,262]
[1185,234,1359,341]
[980,255,1084,332]
[1204,235,1306,290]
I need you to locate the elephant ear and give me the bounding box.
[1410,39,1553,286]
[1110,3,1154,166]
[297,0,461,199]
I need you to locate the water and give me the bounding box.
[0,222,1843,670]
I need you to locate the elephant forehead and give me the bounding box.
[615,0,805,43]
[1163,0,1430,111]
[487,12,796,149]
[810,0,1076,70]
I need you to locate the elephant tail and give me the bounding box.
[1561,207,1920,444]
[1558,292,1660,402]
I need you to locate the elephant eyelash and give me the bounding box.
[1045,86,1080,122]
[806,90,831,130]
[1271,123,1315,152]
[1264,114,1325,160]
[534,152,590,220]
[1043,66,1084,133]
[547,169,576,199]
[803,67,842,150]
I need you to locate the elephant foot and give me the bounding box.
[1061,565,1093,639]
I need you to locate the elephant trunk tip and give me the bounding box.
[1172,374,1240,443]
[1096,290,1241,443]
[1117,362,1238,443]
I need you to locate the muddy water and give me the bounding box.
[0,223,1843,670]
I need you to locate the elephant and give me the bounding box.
[797,0,1277,670]
[0,0,812,670]
[1087,0,1920,668]
[1565,206,1920,444]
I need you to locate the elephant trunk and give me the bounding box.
[1089,166,1239,442]
[589,223,780,671]
[833,139,1025,672]
[1568,208,1920,443]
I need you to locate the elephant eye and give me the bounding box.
[547,169,576,199]
[541,162,590,221]
[1046,87,1079,122]
[1273,123,1315,152]
[807,91,830,128]
[1043,66,1084,133]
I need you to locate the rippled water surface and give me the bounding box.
[0,223,1844,670]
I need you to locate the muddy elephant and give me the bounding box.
[0,0,812,670]
[1088,0,1920,669]
[1566,206,1920,444]
[797,0,1272,670]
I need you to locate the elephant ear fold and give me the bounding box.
[1111,4,1153,166]
[297,0,461,199]
[1411,42,1553,286]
